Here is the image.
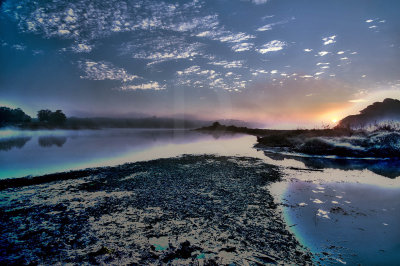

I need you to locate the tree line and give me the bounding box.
[0,107,66,127]
[37,109,67,125]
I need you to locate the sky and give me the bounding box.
[0,0,399,128]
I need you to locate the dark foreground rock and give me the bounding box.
[0,155,312,265]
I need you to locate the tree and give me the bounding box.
[37,109,52,122]
[212,121,221,127]
[49,110,67,125]
[37,109,67,125]
[0,107,31,126]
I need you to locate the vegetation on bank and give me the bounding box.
[0,107,31,126]
[0,107,67,128]
[0,107,260,130]
[197,121,400,158]
[197,121,355,138]
[336,98,400,130]
[37,109,67,125]
[0,107,208,129]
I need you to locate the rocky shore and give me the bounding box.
[0,155,312,265]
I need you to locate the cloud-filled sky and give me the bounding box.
[1,0,399,128]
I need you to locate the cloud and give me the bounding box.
[5,0,210,51]
[79,60,165,91]
[257,24,273,31]
[256,18,294,32]
[257,40,286,54]
[231,42,253,52]
[318,51,329,56]
[196,31,218,38]
[32,50,44,55]
[121,82,164,91]
[209,60,243,68]
[172,15,219,32]
[7,0,260,63]
[337,51,345,54]
[251,0,269,4]
[58,29,71,35]
[175,65,246,91]
[364,18,384,30]
[348,99,367,103]
[252,69,269,75]
[12,44,27,51]
[322,35,336,45]
[71,43,93,53]
[218,32,255,43]
[196,28,256,45]
[261,15,274,20]
[177,66,201,75]
[79,60,140,82]
[7,1,138,40]
[120,35,203,64]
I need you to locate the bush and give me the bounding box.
[37,109,67,125]
[0,107,31,126]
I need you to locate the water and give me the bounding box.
[264,150,400,265]
[0,128,263,179]
[279,181,400,265]
[1,128,399,264]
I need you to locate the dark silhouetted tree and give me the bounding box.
[0,107,31,126]
[37,109,67,126]
[49,110,67,125]
[212,121,221,127]
[37,109,52,122]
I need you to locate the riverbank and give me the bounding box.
[0,155,312,265]
[197,123,400,159]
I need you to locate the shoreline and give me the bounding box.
[0,154,312,265]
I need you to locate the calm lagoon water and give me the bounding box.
[279,181,400,265]
[1,128,399,264]
[0,128,263,179]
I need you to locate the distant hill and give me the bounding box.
[337,98,400,129]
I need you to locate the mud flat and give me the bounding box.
[0,155,311,265]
